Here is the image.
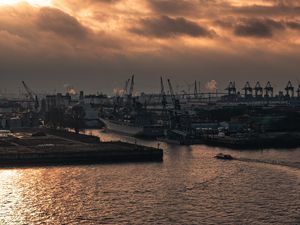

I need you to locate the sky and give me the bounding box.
[0,0,300,94]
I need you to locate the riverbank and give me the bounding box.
[202,132,300,149]
[0,129,163,167]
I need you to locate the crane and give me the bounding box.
[285,81,294,97]
[160,76,167,109]
[167,79,180,110]
[194,80,198,98]
[124,75,135,107]
[22,81,39,110]
[128,75,134,97]
[225,81,236,95]
[167,79,175,104]
[22,81,36,101]
[123,78,130,96]
[264,81,273,97]
[242,81,252,97]
[254,81,263,97]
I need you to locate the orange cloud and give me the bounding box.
[1,0,300,93]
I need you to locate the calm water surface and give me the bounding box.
[0,130,299,225]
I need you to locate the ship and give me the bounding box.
[100,118,165,137]
[100,118,143,136]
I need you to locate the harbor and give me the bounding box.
[1,78,300,149]
[2,1,300,224]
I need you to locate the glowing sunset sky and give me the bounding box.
[1,0,300,93]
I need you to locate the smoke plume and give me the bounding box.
[64,84,77,95]
[205,80,217,91]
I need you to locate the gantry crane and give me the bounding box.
[225,81,236,95]
[285,81,294,97]
[264,81,273,97]
[242,82,252,97]
[254,81,263,98]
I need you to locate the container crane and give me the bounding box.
[285,81,294,97]
[264,81,273,97]
[254,82,263,98]
[225,81,236,95]
[242,82,252,97]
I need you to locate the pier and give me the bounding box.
[0,130,163,166]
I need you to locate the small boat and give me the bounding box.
[214,153,234,160]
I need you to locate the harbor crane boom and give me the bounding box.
[167,78,180,110]
[160,77,167,109]
[22,81,39,110]
[22,81,36,101]
[129,75,134,97]
[167,79,175,103]
[123,78,130,96]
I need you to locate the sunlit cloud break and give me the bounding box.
[0,0,52,6]
[1,0,300,93]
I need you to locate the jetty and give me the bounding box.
[0,129,163,167]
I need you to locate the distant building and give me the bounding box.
[45,93,71,110]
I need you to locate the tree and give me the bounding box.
[67,105,86,133]
[45,107,65,129]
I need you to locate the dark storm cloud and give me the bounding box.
[36,7,88,39]
[54,0,120,5]
[234,18,285,38]
[286,21,300,30]
[130,15,213,38]
[147,0,197,14]
[232,4,300,16]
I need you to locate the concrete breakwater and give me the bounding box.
[0,130,163,166]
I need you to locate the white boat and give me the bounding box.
[100,118,144,136]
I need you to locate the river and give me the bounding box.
[0,130,299,224]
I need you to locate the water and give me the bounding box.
[0,130,299,225]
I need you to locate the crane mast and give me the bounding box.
[194,80,198,98]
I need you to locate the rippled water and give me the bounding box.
[0,130,299,225]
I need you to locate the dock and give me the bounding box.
[0,130,163,166]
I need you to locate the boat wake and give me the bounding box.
[235,157,300,169]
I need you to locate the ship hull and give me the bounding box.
[100,119,144,136]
